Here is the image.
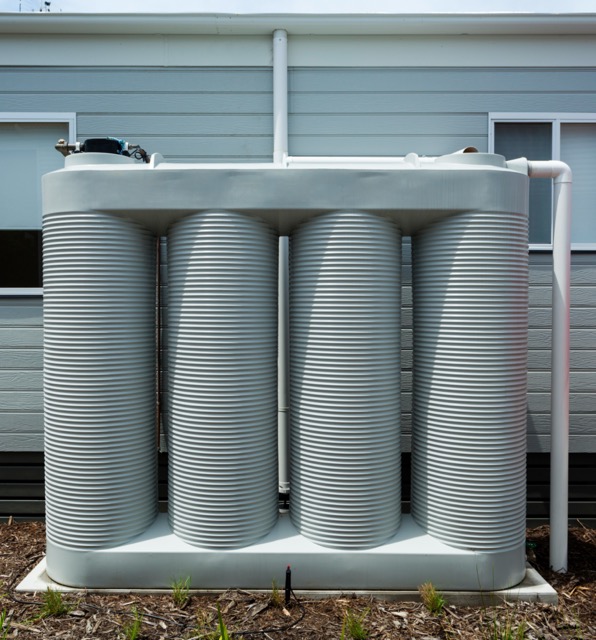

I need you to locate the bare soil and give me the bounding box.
[1,520,595,639]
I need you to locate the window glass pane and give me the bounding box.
[0,230,42,287]
[0,122,68,230]
[561,123,596,246]
[494,122,552,245]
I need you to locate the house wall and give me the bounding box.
[1,59,595,521]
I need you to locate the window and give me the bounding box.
[489,114,596,250]
[0,114,75,293]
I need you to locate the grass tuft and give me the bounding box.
[419,582,446,616]
[171,575,191,608]
[488,616,527,640]
[122,606,143,640]
[39,588,71,618]
[0,609,10,640]
[340,607,370,640]
[270,579,283,608]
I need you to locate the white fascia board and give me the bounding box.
[1,13,596,36]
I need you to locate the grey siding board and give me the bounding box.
[0,349,43,369]
[289,135,488,157]
[291,94,596,116]
[1,68,273,93]
[0,298,44,451]
[289,68,596,93]
[78,115,273,136]
[0,93,272,115]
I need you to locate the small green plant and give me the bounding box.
[340,608,369,640]
[0,609,11,640]
[419,582,445,615]
[270,579,283,608]
[171,575,191,607]
[39,587,71,618]
[193,609,219,640]
[488,617,526,640]
[122,606,143,640]
[217,603,231,640]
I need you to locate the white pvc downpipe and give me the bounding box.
[273,29,288,165]
[278,236,290,495]
[528,160,572,573]
[273,29,290,495]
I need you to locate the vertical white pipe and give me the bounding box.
[278,236,290,494]
[273,29,290,494]
[528,160,572,573]
[273,29,288,165]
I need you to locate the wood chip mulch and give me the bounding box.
[1,520,595,639]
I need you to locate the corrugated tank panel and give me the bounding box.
[167,212,278,549]
[43,212,157,550]
[289,212,402,549]
[411,210,529,552]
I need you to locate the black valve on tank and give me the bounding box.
[55,137,150,163]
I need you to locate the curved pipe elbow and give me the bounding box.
[528,160,572,184]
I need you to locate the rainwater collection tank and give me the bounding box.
[41,151,530,591]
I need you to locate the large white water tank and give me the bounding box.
[411,208,528,552]
[167,211,279,549]
[44,209,157,552]
[289,212,402,549]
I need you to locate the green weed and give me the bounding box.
[217,604,231,640]
[488,616,526,640]
[122,606,143,640]
[39,588,71,618]
[340,607,369,640]
[192,609,218,640]
[171,576,191,607]
[0,609,10,640]
[419,582,446,615]
[270,579,283,608]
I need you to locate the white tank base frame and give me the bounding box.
[42,150,562,589]
[46,513,525,591]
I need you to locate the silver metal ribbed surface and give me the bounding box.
[167,212,278,549]
[289,212,402,549]
[43,212,157,550]
[411,210,528,552]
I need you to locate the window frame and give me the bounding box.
[0,112,76,296]
[489,112,596,252]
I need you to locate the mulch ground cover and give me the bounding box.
[1,520,594,639]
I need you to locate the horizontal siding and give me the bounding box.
[289,69,596,93]
[0,67,273,162]
[0,298,43,451]
[1,68,272,92]
[288,67,596,156]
